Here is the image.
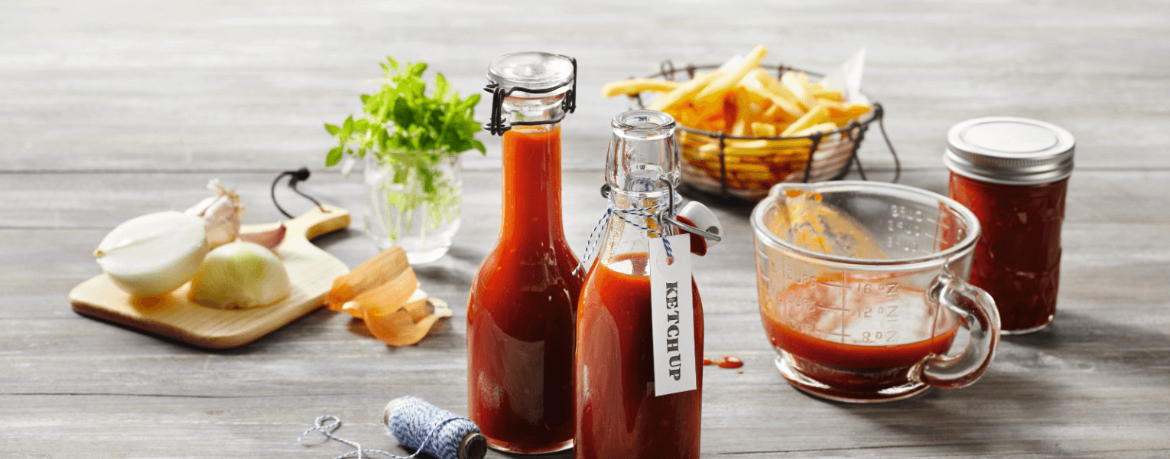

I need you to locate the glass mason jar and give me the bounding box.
[945,117,1074,334]
[364,152,463,264]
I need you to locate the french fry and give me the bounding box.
[824,101,873,124]
[739,88,771,110]
[608,79,681,98]
[649,70,724,111]
[811,87,845,102]
[602,78,681,98]
[790,122,839,137]
[697,139,814,157]
[763,101,802,122]
[781,72,817,110]
[671,105,702,128]
[733,85,770,114]
[752,70,805,120]
[782,103,830,136]
[695,45,769,105]
[731,116,748,136]
[751,122,776,137]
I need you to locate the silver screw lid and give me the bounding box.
[487,52,574,98]
[944,117,1075,185]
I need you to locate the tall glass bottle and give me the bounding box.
[467,52,583,454]
[575,110,704,459]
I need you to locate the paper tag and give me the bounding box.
[649,234,696,397]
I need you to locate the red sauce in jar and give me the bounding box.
[575,254,704,459]
[949,174,1066,332]
[467,126,583,453]
[944,116,1073,334]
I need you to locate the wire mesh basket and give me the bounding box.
[629,60,899,201]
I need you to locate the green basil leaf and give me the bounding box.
[326,146,343,166]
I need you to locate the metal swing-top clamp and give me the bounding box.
[600,179,723,244]
[484,56,578,136]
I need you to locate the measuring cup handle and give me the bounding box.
[917,270,1001,389]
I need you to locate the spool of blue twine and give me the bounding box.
[297,397,484,459]
[385,396,486,459]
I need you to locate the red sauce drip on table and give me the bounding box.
[467,127,583,453]
[949,174,1066,332]
[715,356,743,369]
[575,254,704,459]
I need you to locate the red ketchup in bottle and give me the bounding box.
[576,110,715,459]
[467,52,582,454]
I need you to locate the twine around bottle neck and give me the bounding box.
[574,186,679,276]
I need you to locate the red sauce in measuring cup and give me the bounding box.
[759,283,958,398]
[575,254,703,459]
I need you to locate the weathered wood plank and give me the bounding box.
[1,0,1169,173]
[0,169,1167,231]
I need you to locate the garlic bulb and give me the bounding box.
[94,211,209,297]
[189,241,292,310]
[186,179,243,248]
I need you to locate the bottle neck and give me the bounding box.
[501,124,566,243]
[597,190,677,276]
[597,110,683,275]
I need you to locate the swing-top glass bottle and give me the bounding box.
[575,110,705,459]
[466,52,583,454]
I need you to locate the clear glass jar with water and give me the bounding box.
[364,152,462,264]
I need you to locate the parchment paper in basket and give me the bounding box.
[821,49,869,106]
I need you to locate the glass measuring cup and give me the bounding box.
[750,181,1000,403]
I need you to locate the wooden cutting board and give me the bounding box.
[70,205,351,349]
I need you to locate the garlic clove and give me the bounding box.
[238,223,287,249]
[186,179,243,249]
[186,195,217,218]
[95,211,209,297]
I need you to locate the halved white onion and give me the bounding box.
[94,211,209,297]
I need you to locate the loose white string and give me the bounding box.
[297,414,463,459]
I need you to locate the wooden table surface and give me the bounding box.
[4,1,1169,457]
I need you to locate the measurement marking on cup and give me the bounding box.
[861,330,899,343]
[840,277,847,343]
[855,283,899,297]
[858,305,900,319]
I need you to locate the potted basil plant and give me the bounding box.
[326,57,484,264]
